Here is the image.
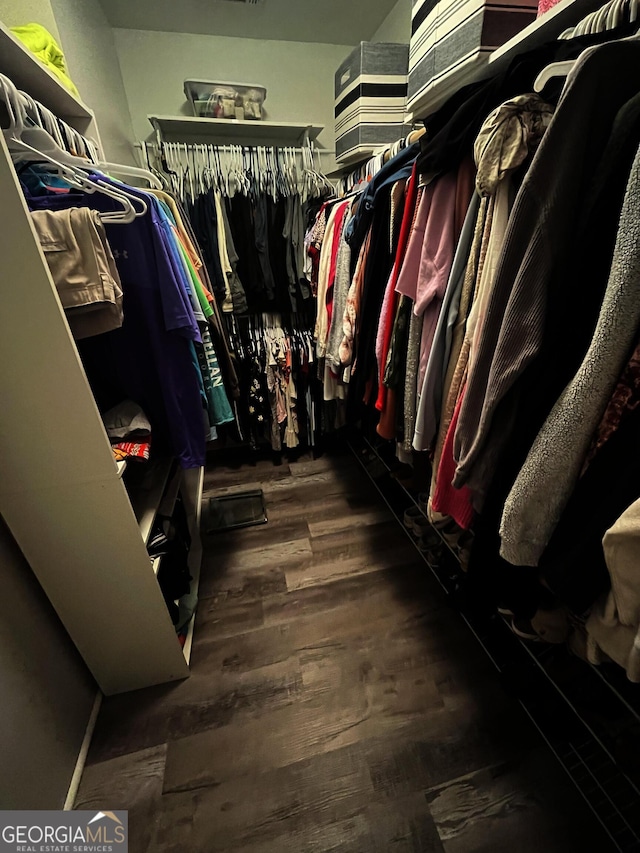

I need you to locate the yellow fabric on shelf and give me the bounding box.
[10,23,80,98]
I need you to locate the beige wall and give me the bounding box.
[50,0,136,164]
[0,517,95,808]
[113,28,352,157]
[372,0,411,43]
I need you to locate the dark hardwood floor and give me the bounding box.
[75,450,613,852]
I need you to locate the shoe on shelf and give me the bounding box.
[403,506,423,530]
[510,616,543,642]
[531,606,570,644]
[418,491,430,514]
[416,526,441,549]
[497,604,515,617]
[412,515,434,538]
[418,539,443,567]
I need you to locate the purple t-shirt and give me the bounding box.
[28,184,206,468]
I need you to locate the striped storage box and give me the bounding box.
[335,42,410,163]
[409,0,538,113]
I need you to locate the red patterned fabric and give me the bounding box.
[112,441,151,462]
[432,389,474,529]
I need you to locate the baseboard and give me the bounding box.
[63,690,102,811]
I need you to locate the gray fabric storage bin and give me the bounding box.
[409,0,537,113]
[335,41,409,163]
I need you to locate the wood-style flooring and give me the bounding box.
[75,451,612,852]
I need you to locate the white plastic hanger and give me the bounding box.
[534,59,576,92]
[0,75,137,223]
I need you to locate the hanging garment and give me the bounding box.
[214,191,235,313]
[315,200,350,357]
[219,199,248,314]
[346,142,420,255]
[201,327,235,426]
[31,207,123,340]
[227,194,265,302]
[583,337,640,472]
[500,139,640,567]
[413,192,480,451]
[460,83,640,609]
[587,497,640,683]
[428,93,552,518]
[179,200,240,400]
[431,389,475,530]
[29,184,207,468]
[401,308,423,458]
[339,226,371,368]
[376,172,416,414]
[324,204,354,376]
[379,295,413,441]
[452,40,640,495]
[536,400,640,615]
[188,191,228,302]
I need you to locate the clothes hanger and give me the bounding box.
[94,159,163,189]
[534,59,576,92]
[1,76,137,223]
[5,77,158,203]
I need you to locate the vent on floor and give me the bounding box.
[218,0,264,4]
[206,490,267,533]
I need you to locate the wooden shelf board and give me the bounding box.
[127,457,175,545]
[0,19,93,121]
[335,147,377,168]
[148,115,324,146]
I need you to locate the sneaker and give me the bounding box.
[403,506,422,530]
[417,531,442,553]
[510,616,543,642]
[412,515,433,538]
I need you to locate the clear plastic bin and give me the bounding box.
[184,79,267,121]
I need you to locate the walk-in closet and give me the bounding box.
[2,0,640,850]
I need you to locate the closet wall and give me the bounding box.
[0,0,135,163]
[0,0,59,39]
[113,28,352,156]
[371,0,411,43]
[49,0,136,164]
[0,519,95,808]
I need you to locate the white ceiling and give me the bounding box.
[98,0,400,44]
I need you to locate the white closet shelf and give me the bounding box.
[128,457,175,545]
[0,20,92,120]
[406,0,606,122]
[148,115,324,146]
[334,147,377,169]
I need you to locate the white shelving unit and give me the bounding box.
[0,22,205,694]
[406,0,606,121]
[148,114,324,146]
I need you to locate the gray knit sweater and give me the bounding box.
[500,140,640,566]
